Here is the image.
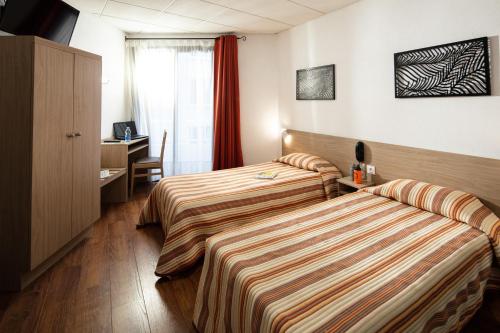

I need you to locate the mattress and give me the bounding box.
[194,180,499,333]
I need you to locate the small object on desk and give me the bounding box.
[113,121,148,140]
[124,126,132,142]
[103,139,120,143]
[256,171,278,179]
[337,175,375,195]
[100,169,110,179]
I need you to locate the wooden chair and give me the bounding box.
[130,130,167,196]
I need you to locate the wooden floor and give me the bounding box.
[0,183,498,333]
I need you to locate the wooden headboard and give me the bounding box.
[283,129,500,216]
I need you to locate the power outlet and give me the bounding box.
[367,164,376,175]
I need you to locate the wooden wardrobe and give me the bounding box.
[0,36,102,291]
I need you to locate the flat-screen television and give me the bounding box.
[0,0,79,45]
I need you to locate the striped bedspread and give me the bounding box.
[194,184,498,333]
[139,156,341,277]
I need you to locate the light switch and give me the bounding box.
[367,164,376,175]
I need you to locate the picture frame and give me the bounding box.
[296,64,335,100]
[394,37,491,98]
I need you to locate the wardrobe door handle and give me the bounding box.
[74,132,82,137]
[66,133,75,138]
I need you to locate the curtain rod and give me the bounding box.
[125,36,247,41]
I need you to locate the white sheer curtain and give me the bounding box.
[126,39,214,176]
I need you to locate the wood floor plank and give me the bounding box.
[134,227,192,333]
[0,183,497,333]
[35,265,82,332]
[130,184,194,333]
[169,273,200,332]
[65,235,112,332]
[109,235,150,333]
[35,235,92,332]
[108,199,151,333]
[0,272,50,333]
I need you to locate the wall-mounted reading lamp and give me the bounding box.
[282,129,292,145]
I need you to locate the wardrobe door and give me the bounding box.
[31,43,74,269]
[72,54,101,237]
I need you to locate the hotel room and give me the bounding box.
[0,0,499,332]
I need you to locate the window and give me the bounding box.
[126,39,214,176]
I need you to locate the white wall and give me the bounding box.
[239,34,282,164]
[70,12,127,138]
[278,0,500,159]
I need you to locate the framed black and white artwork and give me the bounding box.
[296,64,335,100]
[394,37,491,98]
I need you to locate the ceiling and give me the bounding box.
[63,0,360,34]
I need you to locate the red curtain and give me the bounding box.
[212,35,244,170]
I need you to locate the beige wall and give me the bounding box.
[278,0,500,159]
[239,34,282,165]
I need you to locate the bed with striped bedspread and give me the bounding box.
[139,154,341,277]
[193,179,500,333]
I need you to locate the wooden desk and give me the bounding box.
[101,137,149,202]
[100,168,127,203]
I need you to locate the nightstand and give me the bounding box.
[337,176,375,195]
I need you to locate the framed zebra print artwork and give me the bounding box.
[296,65,335,100]
[394,37,491,98]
